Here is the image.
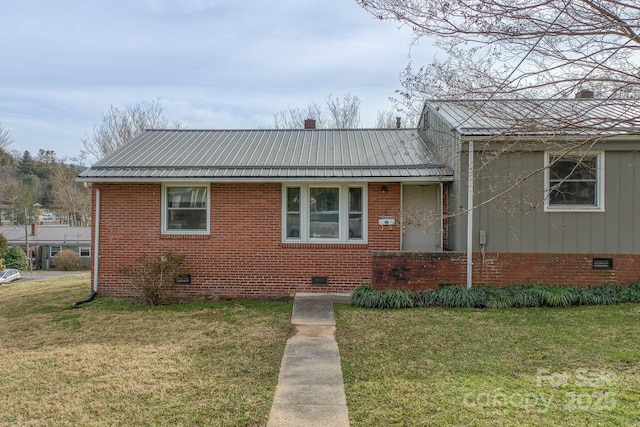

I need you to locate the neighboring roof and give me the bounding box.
[1,226,90,245]
[78,129,453,182]
[425,98,640,136]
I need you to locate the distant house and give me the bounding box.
[77,98,640,299]
[1,225,91,269]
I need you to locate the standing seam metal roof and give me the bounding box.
[426,99,640,136]
[78,128,452,180]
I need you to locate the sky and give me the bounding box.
[0,0,435,162]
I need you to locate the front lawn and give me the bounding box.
[0,276,292,426]
[335,304,640,426]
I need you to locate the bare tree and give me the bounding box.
[273,92,362,129]
[82,99,179,161]
[325,92,361,128]
[359,1,640,276]
[51,154,91,226]
[358,0,640,109]
[0,123,13,152]
[0,125,16,215]
[358,0,640,191]
[375,109,418,128]
[273,101,325,129]
[10,183,39,225]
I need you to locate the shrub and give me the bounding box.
[121,252,188,305]
[595,285,624,305]
[3,246,29,270]
[575,285,624,306]
[351,286,418,309]
[505,285,541,308]
[415,290,438,308]
[533,284,576,307]
[382,289,415,309]
[52,249,81,271]
[436,285,485,308]
[623,282,640,303]
[351,282,640,310]
[484,287,513,309]
[573,287,600,306]
[351,285,375,308]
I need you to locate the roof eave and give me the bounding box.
[77,175,455,184]
[458,130,640,140]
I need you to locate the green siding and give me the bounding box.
[461,150,640,254]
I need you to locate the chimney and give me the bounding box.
[575,89,595,99]
[395,117,401,129]
[304,118,316,129]
[31,223,37,236]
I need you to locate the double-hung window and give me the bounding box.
[162,184,210,234]
[283,184,366,242]
[544,152,604,211]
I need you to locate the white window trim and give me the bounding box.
[79,246,91,257]
[282,183,368,243]
[544,151,605,212]
[161,183,210,235]
[50,246,62,257]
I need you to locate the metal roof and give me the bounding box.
[1,226,91,245]
[78,129,452,181]
[426,98,640,136]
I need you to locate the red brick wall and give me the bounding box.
[91,182,402,299]
[372,251,640,290]
[372,252,466,290]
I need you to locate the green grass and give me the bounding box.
[335,304,640,426]
[5,275,640,426]
[0,275,292,426]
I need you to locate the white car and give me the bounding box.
[0,269,21,284]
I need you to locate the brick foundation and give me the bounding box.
[372,251,640,290]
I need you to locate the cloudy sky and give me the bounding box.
[0,0,435,161]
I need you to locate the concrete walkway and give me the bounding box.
[267,292,351,427]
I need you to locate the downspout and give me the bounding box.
[439,181,444,250]
[466,140,474,289]
[75,187,100,307]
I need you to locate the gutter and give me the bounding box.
[76,175,456,184]
[75,188,100,307]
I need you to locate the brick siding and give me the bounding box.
[372,251,640,290]
[91,182,402,299]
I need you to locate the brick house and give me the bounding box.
[77,121,453,299]
[78,98,640,299]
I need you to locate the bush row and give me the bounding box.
[351,283,640,309]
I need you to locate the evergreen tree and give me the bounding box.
[4,246,28,270]
[0,235,8,257]
[16,151,37,177]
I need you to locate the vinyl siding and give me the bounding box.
[421,100,640,255]
[464,150,640,254]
